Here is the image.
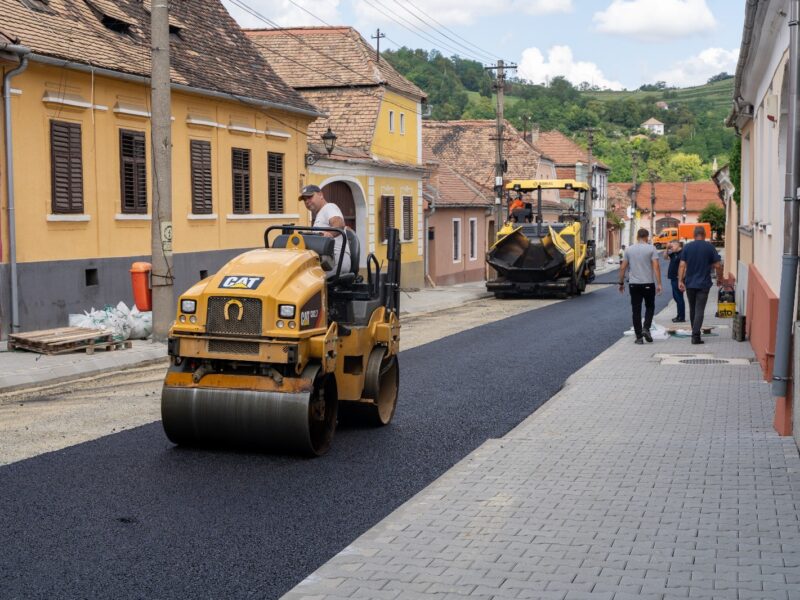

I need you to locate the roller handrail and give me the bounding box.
[264,225,347,278]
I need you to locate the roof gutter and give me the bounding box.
[727,0,761,128]
[2,43,31,335]
[29,53,324,119]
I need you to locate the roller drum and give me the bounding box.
[161,366,338,456]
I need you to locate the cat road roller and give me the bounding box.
[486,179,596,298]
[161,225,402,456]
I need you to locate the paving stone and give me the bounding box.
[279,301,800,600]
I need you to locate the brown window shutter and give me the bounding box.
[190,140,213,214]
[232,148,251,214]
[50,120,84,214]
[402,196,413,241]
[381,195,395,241]
[268,152,284,213]
[120,129,147,214]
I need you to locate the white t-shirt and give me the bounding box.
[313,202,351,275]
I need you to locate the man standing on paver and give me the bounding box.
[678,225,723,345]
[618,228,662,344]
[665,240,685,323]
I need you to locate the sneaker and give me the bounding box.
[672,317,686,323]
[643,330,653,343]
[634,337,644,345]
[691,336,704,345]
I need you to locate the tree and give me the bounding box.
[707,72,733,83]
[698,203,726,237]
[661,152,708,181]
[462,95,495,119]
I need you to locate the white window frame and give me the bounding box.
[452,218,461,263]
[468,217,477,261]
[389,110,395,133]
[400,113,406,135]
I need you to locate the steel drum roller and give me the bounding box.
[161,365,338,456]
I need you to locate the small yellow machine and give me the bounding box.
[161,226,402,456]
[486,179,596,297]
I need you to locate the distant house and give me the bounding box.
[422,120,565,285]
[641,117,665,136]
[656,101,669,110]
[246,26,427,288]
[423,162,493,286]
[531,130,611,259]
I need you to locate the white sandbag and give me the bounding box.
[622,323,669,340]
[129,306,153,339]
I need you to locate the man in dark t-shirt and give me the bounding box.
[665,241,685,323]
[678,226,723,344]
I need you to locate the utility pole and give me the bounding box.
[585,128,596,247]
[371,29,385,62]
[150,0,174,341]
[485,60,516,227]
[682,176,689,223]
[649,170,659,235]
[629,151,639,246]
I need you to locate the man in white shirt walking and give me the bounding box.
[299,184,351,276]
[618,228,662,344]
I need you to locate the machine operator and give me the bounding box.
[300,184,351,276]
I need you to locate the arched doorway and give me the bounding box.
[322,181,356,230]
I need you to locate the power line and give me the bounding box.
[359,0,488,63]
[389,0,497,63]
[399,0,503,62]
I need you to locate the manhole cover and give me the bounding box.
[660,356,751,366]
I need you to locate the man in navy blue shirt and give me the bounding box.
[665,240,685,323]
[678,226,723,344]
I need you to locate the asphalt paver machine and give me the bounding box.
[486,179,596,297]
[161,226,402,456]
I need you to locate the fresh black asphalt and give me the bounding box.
[0,271,671,600]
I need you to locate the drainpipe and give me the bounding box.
[773,0,800,400]
[2,43,31,334]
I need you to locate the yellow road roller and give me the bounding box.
[486,179,596,297]
[161,226,402,456]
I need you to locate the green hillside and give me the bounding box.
[384,47,735,183]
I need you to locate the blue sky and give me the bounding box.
[223,0,744,90]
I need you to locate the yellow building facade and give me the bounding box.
[1,0,319,334]
[246,27,427,288]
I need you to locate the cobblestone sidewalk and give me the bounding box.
[283,294,800,600]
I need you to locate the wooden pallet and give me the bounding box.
[7,327,132,355]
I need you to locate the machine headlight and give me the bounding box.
[189,315,197,324]
[181,299,197,314]
[276,320,285,328]
[278,304,295,319]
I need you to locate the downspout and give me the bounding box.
[2,43,31,334]
[773,0,800,400]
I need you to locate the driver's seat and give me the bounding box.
[345,228,360,277]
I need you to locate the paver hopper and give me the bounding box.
[486,180,596,297]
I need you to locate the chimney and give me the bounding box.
[529,123,540,145]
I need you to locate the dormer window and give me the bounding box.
[84,0,134,36]
[19,0,53,13]
[169,24,182,41]
[102,15,132,34]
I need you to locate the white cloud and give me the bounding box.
[655,47,739,87]
[221,0,341,28]
[593,0,716,41]
[351,0,572,27]
[518,45,624,90]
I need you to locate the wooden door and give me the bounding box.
[322,181,356,230]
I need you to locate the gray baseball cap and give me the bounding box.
[299,184,322,198]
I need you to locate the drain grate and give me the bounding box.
[679,358,734,365]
